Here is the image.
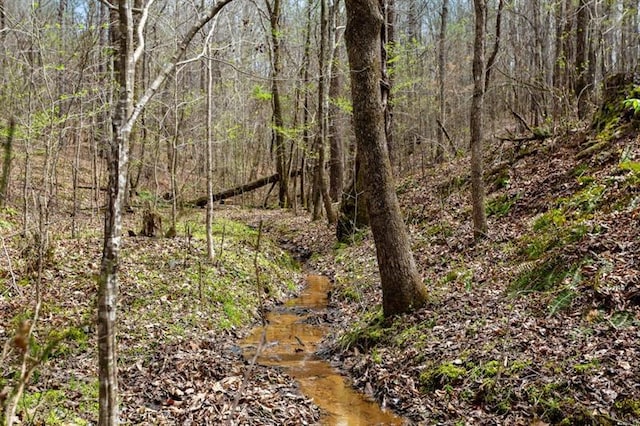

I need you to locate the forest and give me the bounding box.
[0,0,639,424]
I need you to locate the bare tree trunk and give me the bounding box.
[0,118,14,208]
[300,0,312,209]
[470,0,488,240]
[72,109,82,238]
[313,0,337,224]
[267,0,289,208]
[380,0,396,169]
[575,0,590,120]
[562,0,574,91]
[328,48,344,201]
[206,43,215,261]
[98,3,133,422]
[553,0,566,120]
[97,0,235,422]
[345,0,428,316]
[169,70,180,234]
[435,0,449,163]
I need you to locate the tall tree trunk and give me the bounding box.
[267,0,289,207]
[575,0,590,120]
[470,0,488,240]
[435,0,449,163]
[328,51,344,201]
[380,0,396,169]
[300,0,312,209]
[313,0,336,224]
[0,118,15,208]
[562,0,574,91]
[97,0,235,422]
[98,1,134,422]
[553,0,566,119]
[206,43,215,261]
[406,0,420,43]
[345,0,428,316]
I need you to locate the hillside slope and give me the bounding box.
[299,80,640,424]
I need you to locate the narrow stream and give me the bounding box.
[242,275,404,425]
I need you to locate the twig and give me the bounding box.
[216,221,227,267]
[254,220,265,326]
[227,329,266,426]
[511,110,533,134]
[435,118,456,154]
[0,235,20,296]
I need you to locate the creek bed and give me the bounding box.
[242,275,404,425]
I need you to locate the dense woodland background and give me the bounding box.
[0,0,637,222]
[1,0,639,424]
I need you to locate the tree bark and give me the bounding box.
[380,0,396,169]
[206,43,215,261]
[336,152,368,242]
[435,0,448,163]
[267,0,289,207]
[328,48,344,201]
[345,0,428,316]
[575,0,591,119]
[98,2,133,422]
[470,0,488,240]
[0,118,14,208]
[313,0,337,224]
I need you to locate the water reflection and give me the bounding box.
[242,275,404,425]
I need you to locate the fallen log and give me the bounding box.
[189,169,303,207]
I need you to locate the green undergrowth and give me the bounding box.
[332,241,377,303]
[416,355,624,423]
[2,212,300,424]
[508,158,633,311]
[121,214,299,342]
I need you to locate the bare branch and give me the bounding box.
[133,0,155,66]
[176,16,219,67]
[123,0,235,134]
[96,0,117,11]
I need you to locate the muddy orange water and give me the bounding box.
[242,275,404,425]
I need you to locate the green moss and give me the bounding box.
[442,268,474,290]
[615,398,640,417]
[419,361,467,391]
[482,360,500,377]
[338,309,387,350]
[507,359,531,374]
[561,183,606,214]
[424,223,453,238]
[533,208,567,233]
[573,359,599,373]
[393,323,431,347]
[15,388,91,425]
[525,381,575,423]
[371,348,383,364]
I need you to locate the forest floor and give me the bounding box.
[2,99,640,424]
[1,211,321,424]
